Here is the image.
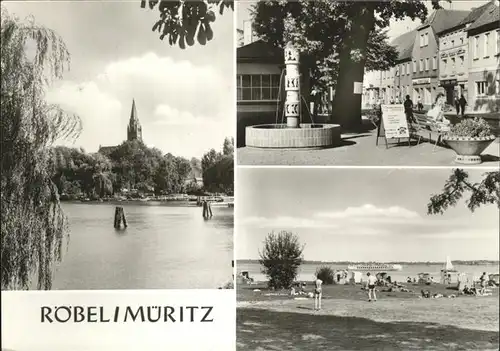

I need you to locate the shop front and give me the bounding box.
[412,77,439,108]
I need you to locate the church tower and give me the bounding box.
[127,99,142,142]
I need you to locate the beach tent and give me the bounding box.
[333,270,349,285]
[350,271,363,284]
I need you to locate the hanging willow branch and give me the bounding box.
[1,8,81,290]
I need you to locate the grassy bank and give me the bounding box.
[237,282,499,350]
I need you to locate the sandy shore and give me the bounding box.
[238,295,499,332]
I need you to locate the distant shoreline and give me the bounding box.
[237,259,500,266]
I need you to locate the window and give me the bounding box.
[496,80,500,95]
[419,59,423,72]
[442,59,447,71]
[474,36,479,59]
[476,81,488,95]
[460,37,464,45]
[237,74,280,101]
[451,39,455,47]
[496,30,499,56]
[395,66,399,76]
[425,33,429,46]
[425,58,429,71]
[413,61,417,73]
[406,62,410,75]
[484,33,490,57]
[432,56,437,70]
[420,34,425,47]
[459,55,464,67]
[451,57,456,71]
[401,64,405,75]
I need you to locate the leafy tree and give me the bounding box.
[252,0,444,129]
[259,230,304,289]
[428,169,500,215]
[315,266,335,285]
[1,9,80,290]
[223,136,234,156]
[142,0,234,48]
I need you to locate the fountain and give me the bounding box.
[245,43,341,149]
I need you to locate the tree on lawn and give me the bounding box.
[427,169,500,215]
[251,0,444,129]
[141,0,233,48]
[259,230,304,290]
[1,9,80,290]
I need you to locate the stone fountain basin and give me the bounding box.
[245,123,341,149]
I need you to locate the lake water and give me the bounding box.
[238,261,500,283]
[45,202,233,290]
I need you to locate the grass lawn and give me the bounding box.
[237,308,499,351]
[237,282,499,350]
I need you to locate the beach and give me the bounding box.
[237,282,499,350]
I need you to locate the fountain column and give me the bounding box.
[284,42,300,128]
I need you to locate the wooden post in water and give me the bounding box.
[114,206,128,229]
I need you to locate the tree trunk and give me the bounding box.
[331,5,375,131]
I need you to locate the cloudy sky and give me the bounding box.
[4,1,234,159]
[237,1,490,41]
[237,168,499,262]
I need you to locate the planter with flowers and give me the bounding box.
[443,117,496,164]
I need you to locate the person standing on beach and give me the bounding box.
[314,277,323,310]
[479,272,488,295]
[366,272,377,302]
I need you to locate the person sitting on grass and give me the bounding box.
[313,276,323,311]
[366,272,377,302]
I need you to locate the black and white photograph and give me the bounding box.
[236,1,499,166]
[1,1,234,291]
[236,167,499,350]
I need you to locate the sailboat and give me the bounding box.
[441,256,458,273]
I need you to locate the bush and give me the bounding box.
[448,117,493,138]
[315,266,335,285]
[259,231,304,289]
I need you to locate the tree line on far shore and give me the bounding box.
[50,137,234,200]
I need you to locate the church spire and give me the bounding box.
[127,98,142,142]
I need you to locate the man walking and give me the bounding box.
[454,95,460,116]
[366,272,377,302]
[404,95,415,123]
[459,94,467,117]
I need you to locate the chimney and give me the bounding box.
[243,20,253,46]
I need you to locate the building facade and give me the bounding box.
[437,2,494,106]
[362,70,382,108]
[466,1,500,113]
[411,9,469,108]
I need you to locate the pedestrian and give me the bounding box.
[479,272,488,295]
[313,276,323,310]
[459,94,467,117]
[454,95,460,116]
[403,94,415,123]
[417,96,423,111]
[366,272,377,302]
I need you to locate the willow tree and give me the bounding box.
[1,9,80,290]
[142,0,234,48]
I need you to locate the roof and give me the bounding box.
[237,40,283,62]
[419,9,470,34]
[466,2,499,32]
[390,30,416,61]
[98,146,118,155]
[129,99,139,124]
[458,1,493,27]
